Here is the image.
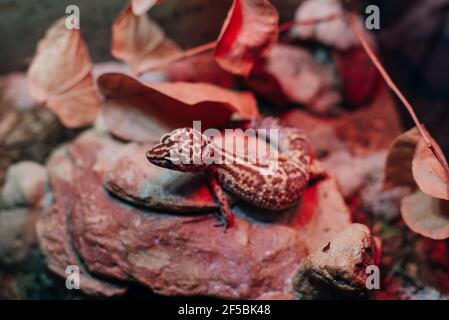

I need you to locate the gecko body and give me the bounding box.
[146,118,311,227]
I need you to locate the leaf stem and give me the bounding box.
[140,13,344,73]
[139,41,216,73]
[349,11,449,177]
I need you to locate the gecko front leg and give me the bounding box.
[208,176,235,229]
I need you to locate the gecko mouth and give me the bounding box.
[148,158,176,169]
[146,144,178,169]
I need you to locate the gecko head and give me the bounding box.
[146,127,215,173]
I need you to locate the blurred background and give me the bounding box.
[0,0,448,155]
[1,0,449,300]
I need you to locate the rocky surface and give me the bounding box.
[248,44,342,115]
[36,145,127,297]
[0,73,80,186]
[0,208,40,266]
[293,223,380,299]
[0,161,46,209]
[36,129,353,298]
[0,161,46,267]
[104,142,219,212]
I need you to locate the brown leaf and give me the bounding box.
[131,0,163,15]
[215,0,279,76]
[27,18,101,128]
[401,190,449,240]
[112,4,181,74]
[97,73,259,142]
[412,130,449,200]
[166,52,237,88]
[384,127,420,190]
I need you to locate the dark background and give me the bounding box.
[0,0,448,154]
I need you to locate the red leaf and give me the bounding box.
[112,3,181,75]
[27,18,101,128]
[97,73,259,142]
[401,190,449,240]
[215,0,279,77]
[131,0,164,15]
[334,48,381,106]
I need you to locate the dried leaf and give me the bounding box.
[384,127,420,190]
[334,48,381,106]
[27,18,101,128]
[166,52,237,88]
[401,190,449,240]
[112,4,181,74]
[131,0,163,15]
[412,130,449,200]
[98,73,259,141]
[215,0,279,76]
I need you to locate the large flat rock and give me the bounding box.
[37,129,352,298]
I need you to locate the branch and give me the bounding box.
[138,41,216,74]
[141,13,344,73]
[349,11,449,178]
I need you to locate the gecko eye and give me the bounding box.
[161,134,171,143]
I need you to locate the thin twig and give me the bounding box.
[139,41,216,74]
[141,13,344,73]
[349,11,449,178]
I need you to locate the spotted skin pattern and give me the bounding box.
[146,118,311,228]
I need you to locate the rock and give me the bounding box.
[0,208,39,266]
[248,44,341,115]
[360,176,411,222]
[36,145,127,297]
[400,286,448,300]
[0,73,37,110]
[0,161,46,208]
[0,161,46,266]
[37,128,355,298]
[290,0,365,50]
[283,87,403,157]
[322,151,387,197]
[0,74,80,186]
[104,142,219,212]
[293,223,380,299]
[321,149,410,221]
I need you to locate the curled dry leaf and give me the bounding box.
[412,130,449,200]
[98,73,259,142]
[385,127,449,238]
[112,4,181,75]
[401,190,449,240]
[384,126,449,200]
[131,0,164,15]
[27,18,101,128]
[166,52,237,88]
[384,127,420,190]
[215,0,279,76]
